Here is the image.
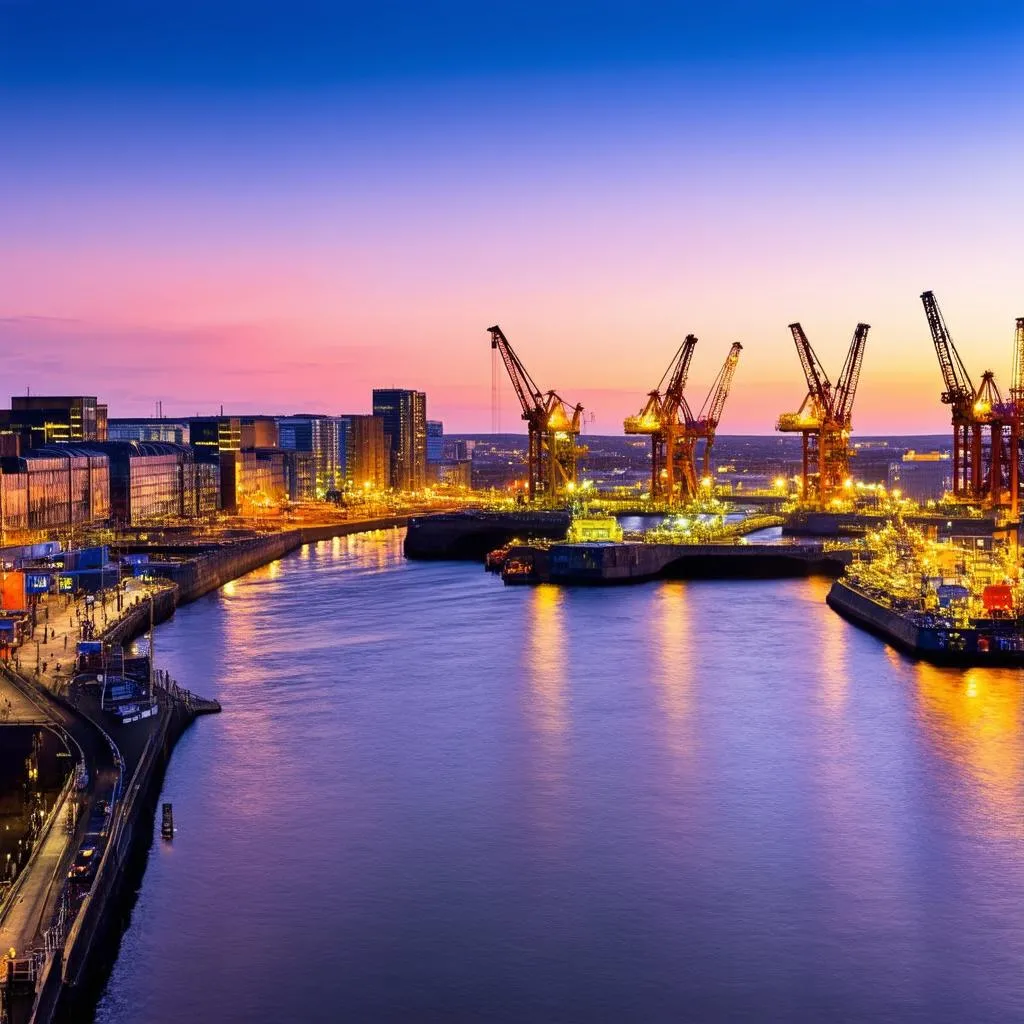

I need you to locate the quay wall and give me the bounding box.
[546,542,851,585]
[146,516,408,604]
[29,516,408,1022]
[55,702,191,1020]
[825,581,922,654]
[405,512,569,561]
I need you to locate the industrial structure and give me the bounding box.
[920,290,1024,513]
[489,325,584,502]
[776,322,870,503]
[624,336,742,504]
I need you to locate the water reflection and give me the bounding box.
[914,663,1024,839]
[526,585,567,741]
[655,583,692,756]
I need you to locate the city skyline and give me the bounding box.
[2,2,1022,433]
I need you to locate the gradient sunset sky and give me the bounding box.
[2,1,1022,433]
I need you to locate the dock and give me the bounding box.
[504,539,851,585]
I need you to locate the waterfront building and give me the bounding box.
[0,395,108,451]
[339,414,389,491]
[0,447,110,535]
[277,415,341,497]
[283,449,318,502]
[888,450,952,503]
[75,442,222,526]
[108,418,191,445]
[372,389,427,491]
[427,420,444,462]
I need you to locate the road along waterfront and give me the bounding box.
[94,528,1024,1024]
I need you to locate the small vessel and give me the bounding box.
[161,802,174,840]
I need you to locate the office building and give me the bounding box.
[277,415,341,497]
[0,447,110,534]
[372,389,427,491]
[241,416,279,449]
[0,395,108,451]
[108,418,191,445]
[427,421,444,462]
[340,414,389,490]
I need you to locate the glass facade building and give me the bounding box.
[0,448,110,534]
[372,390,427,491]
[0,395,108,451]
[339,414,389,490]
[277,415,341,497]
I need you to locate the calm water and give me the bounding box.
[95,530,1024,1023]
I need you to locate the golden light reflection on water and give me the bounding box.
[816,579,850,715]
[914,663,1024,839]
[527,585,567,741]
[655,582,691,737]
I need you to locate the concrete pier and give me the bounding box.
[545,540,852,584]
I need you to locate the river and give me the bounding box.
[94,528,1024,1023]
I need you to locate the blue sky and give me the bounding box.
[1,1,1022,431]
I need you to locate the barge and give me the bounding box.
[827,578,1024,666]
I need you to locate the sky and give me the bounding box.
[1,1,1023,433]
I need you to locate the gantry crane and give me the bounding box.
[921,290,1012,507]
[681,342,743,485]
[488,325,584,502]
[776,322,870,503]
[623,334,697,501]
[1011,318,1024,517]
[625,337,742,503]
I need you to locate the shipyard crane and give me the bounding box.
[1008,317,1024,517]
[625,337,742,503]
[921,290,1012,506]
[682,342,743,482]
[623,334,697,501]
[776,322,870,503]
[488,325,584,502]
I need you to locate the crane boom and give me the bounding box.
[833,323,870,425]
[920,292,974,407]
[1012,317,1024,405]
[789,323,831,405]
[695,343,743,429]
[488,325,544,420]
[662,334,698,409]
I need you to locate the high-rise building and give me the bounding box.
[277,415,341,497]
[427,421,444,462]
[340,414,388,490]
[0,396,108,450]
[372,389,426,491]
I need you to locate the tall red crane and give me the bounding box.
[682,342,743,483]
[1006,317,1024,518]
[625,337,742,503]
[623,335,697,501]
[776,322,870,502]
[921,290,1012,506]
[489,325,584,502]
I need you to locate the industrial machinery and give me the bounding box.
[777,321,870,503]
[624,334,697,501]
[625,336,742,503]
[921,290,1014,508]
[682,342,743,486]
[488,325,584,502]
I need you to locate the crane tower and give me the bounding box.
[488,325,583,503]
[776,322,870,503]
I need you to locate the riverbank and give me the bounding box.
[2,517,409,1024]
